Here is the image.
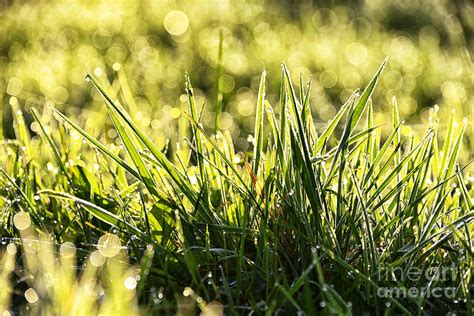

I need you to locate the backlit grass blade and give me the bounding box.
[366,130,433,195]
[392,97,401,166]
[279,67,288,157]
[115,64,138,114]
[183,112,255,200]
[349,58,387,131]
[316,89,358,152]
[0,168,37,214]
[10,100,31,156]
[283,64,325,214]
[31,107,71,182]
[53,109,141,180]
[39,189,153,243]
[324,98,356,187]
[362,122,402,185]
[107,106,160,200]
[85,73,185,189]
[253,70,266,176]
[185,74,205,180]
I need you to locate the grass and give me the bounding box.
[1,1,473,151]
[0,60,473,315]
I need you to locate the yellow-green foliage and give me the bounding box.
[0,0,472,148]
[0,1,473,314]
[0,215,139,316]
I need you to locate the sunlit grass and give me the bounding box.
[1,0,472,152]
[0,214,139,316]
[1,59,473,314]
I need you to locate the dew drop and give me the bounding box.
[13,212,31,231]
[89,250,105,267]
[97,233,121,258]
[60,242,76,258]
[124,276,137,290]
[183,287,193,297]
[112,63,121,71]
[6,243,17,255]
[94,67,102,76]
[25,288,39,304]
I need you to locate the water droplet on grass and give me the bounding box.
[183,287,193,297]
[90,250,105,267]
[25,288,39,304]
[60,242,76,258]
[97,233,121,258]
[13,212,31,230]
[124,276,137,290]
[112,63,121,71]
[7,243,17,255]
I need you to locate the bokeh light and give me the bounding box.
[0,0,472,150]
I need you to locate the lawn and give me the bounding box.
[0,0,473,315]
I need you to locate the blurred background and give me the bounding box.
[0,0,473,152]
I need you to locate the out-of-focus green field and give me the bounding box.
[1,0,472,151]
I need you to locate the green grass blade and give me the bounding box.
[39,189,153,243]
[350,58,387,131]
[253,70,266,176]
[53,109,141,180]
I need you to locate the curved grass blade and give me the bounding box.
[53,109,141,180]
[253,70,266,176]
[39,189,154,243]
[106,106,160,200]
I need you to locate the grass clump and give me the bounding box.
[0,61,473,315]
